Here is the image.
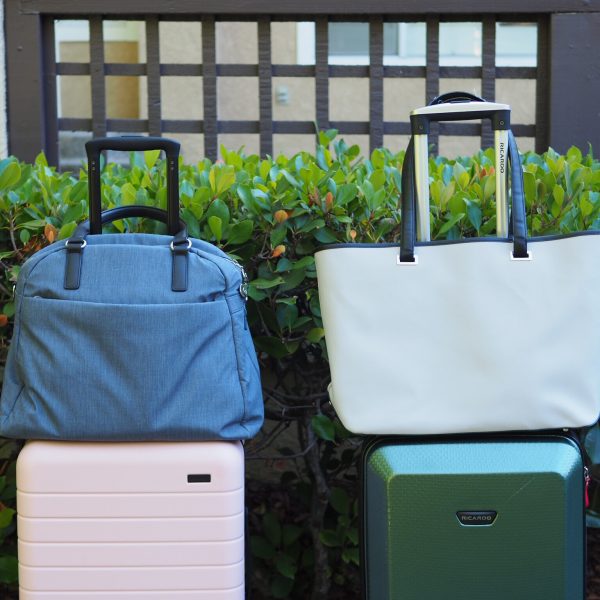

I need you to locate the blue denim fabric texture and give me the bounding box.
[0,233,264,441]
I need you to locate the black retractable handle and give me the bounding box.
[85,136,180,236]
[410,95,510,135]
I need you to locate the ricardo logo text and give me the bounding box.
[456,511,497,526]
[499,142,505,174]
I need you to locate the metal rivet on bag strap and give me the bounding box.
[170,238,192,252]
[397,255,419,265]
[64,239,87,250]
[510,251,532,261]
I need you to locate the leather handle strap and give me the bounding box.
[399,130,528,262]
[64,205,190,292]
[86,136,180,236]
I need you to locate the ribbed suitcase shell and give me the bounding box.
[361,434,585,600]
[17,441,245,599]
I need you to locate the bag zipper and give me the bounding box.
[225,256,249,300]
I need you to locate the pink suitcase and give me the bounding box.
[16,440,245,599]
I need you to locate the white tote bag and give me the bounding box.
[316,100,600,435]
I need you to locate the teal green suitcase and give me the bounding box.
[361,434,586,600]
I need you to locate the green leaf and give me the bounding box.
[120,182,137,205]
[19,229,31,245]
[319,529,340,547]
[312,414,335,442]
[209,165,236,196]
[553,184,565,207]
[206,198,230,226]
[292,256,315,270]
[438,213,465,236]
[227,220,253,245]
[254,336,289,359]
[581,197,594,218]
[252,277,284,290]
[330,487,350,515]
[208,216,223,242]
[342,547,360,566]
[306,327,325,343]
[336,183,357,206]
[0,508,15,529]
[448,193,466,216]
[483,175,496,200]
[370,169,386,191]
[270,225,287,247]
[452,161,467,185]
[313,228,339,244]
[370,148,385,169]
[271,574,295,598]
[263,512,282,547]
[523,171,536,207]
[566,146,582,164]
[275,258,293,272]
[275,553,297,579]
[0,162,21,190]
[63,201,85,224]
[282,524,303,547]
[346,527,359,545]
[0,555,18,584]
[466,202,482,232]
[250,535,275,560]
[181,209,200,239]
[144,150,161,170]
[58,222,78,240]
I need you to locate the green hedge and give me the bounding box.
[0,132,599,598]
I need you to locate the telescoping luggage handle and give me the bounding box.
[400,95,528,263]
[86,136,181,235]
[64,137,191,292]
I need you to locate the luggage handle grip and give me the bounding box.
[410,102,510,135]
[410,96,511,242]
[86,136,180,160]
[64,206,190,292]
[85,136,180,237]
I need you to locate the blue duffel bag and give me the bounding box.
[0,137,264,441]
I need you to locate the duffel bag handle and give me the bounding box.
[399,127,527,263]
[64,206,190,292]
[86,136,180,236]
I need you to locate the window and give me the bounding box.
[296,22,536,67]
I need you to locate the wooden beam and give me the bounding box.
[548,12,600,153]
[21,0,600,15]
[6,2,44,161]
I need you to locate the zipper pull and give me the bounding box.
[239,266,248,301]
[585,467,591,508]
[226,256,249,301]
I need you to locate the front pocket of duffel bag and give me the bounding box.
[13,296,246,440]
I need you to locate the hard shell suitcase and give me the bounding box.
[16,440,245,599]
[361,434,586,600]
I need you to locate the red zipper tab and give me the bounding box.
[585,467,591,509]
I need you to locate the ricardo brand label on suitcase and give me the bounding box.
[17,441,245,599]
[361,435,585,600]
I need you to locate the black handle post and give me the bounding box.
[86,136,181,236]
